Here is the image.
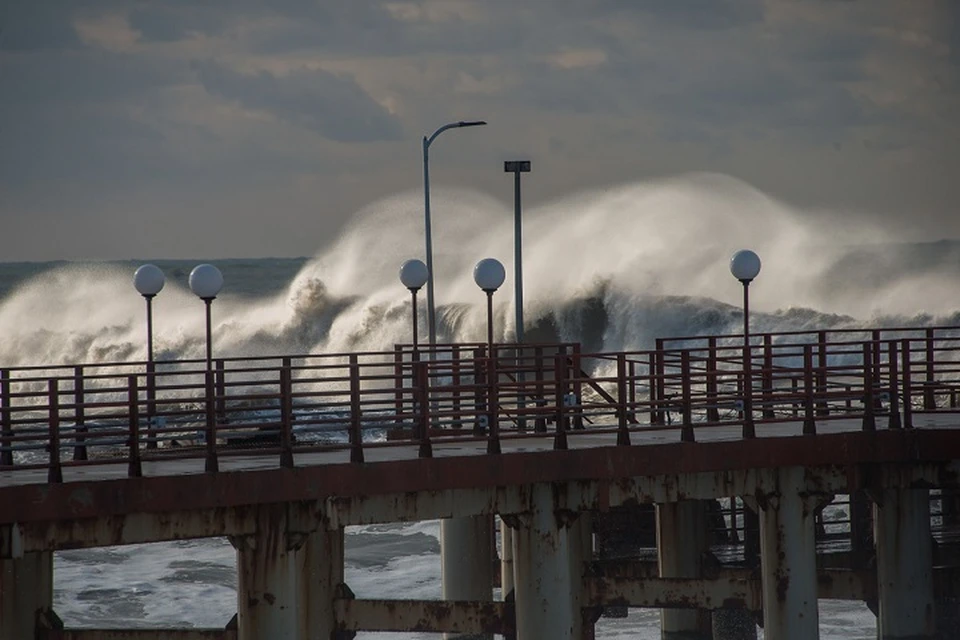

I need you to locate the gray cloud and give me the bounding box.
[195,63,403,143]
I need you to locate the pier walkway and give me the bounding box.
[2,326,960,639]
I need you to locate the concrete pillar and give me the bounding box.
[656,500,712,640]
[874,488,935,639]
[512,483,583,640]
[757,467,819,640]
[501,518,514,599]
[442,514,494,640]
[0,551,53,640]
[233,505,339,640]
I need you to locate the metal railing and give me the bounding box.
[2,327,960,482]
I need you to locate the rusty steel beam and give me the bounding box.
[5,430,959,527]
[586,576,762,611]
[333,599,514,634]
[45,632,235,640]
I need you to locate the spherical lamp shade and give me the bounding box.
[474,258,506,292]
[189,264,224,300]
[730,250,762,282]
[399,259,429,291]
[134,264,165,297]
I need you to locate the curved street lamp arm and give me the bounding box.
[425,120,487,147]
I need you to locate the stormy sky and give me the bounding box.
[1,1,957,261]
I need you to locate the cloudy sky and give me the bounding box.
[1,1,957,261]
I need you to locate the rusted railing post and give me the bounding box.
[393,346,404,426]
[862,342,876,432]
[655,339,666,425]
[474,347,486,436]
[680,351,694,443]
[706,337,719,422]
[742,341,756,439]
[452,345,462,430]
[73,365,88,460]
[534,346,546,432]
[817,330,829,416]
[571,344,584,430]
[416,361,432,458]
[487,357,500,454]
[279,359,294,468]
[888,341,901,430]
[215,359,227,423]
[48,378,62,483]
[872,330,883,411]
[803,344,816,435]
[924,327,936,409]
[349,354,364,463]
[762,334,774,418]
[628,360,637,424]
[616,354,630,446]
[204,370,218,473]
[554,354,568,450]
[902,338,913,429]
[146,360,157,450]
[1,369,12,466]
[648,351,658,425]
[127,375,142,478]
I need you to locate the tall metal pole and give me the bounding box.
[514,170,523,343]
[411,290,419,352]
[486,291,495,352]
[204,298,213,373]
[145,295,155,365]
[742,281,755,438]
[422,120,487,347]
[423,137,436,347]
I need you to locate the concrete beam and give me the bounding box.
[586,577,761,611]
[51,632,235,639]
[333,599,513,634]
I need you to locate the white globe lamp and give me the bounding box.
[189,264,224,300]
[474,258,506,293]
[730,249,761,283]
[400,259,429,349]
[134,264,165,298]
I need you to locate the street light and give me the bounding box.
[134,264,165,450]
[423,119,488,347]
[503,161,531,342]
[399,259,429,352]
[133,264,165,364]
[474,258,506,351]
[189,264,224,371]
[730,250,761,438]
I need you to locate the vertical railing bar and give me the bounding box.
[417,361,432,458]
[862,342,876,432]
[803,344,816,435]
[888,341,901,430]
[762,334,774,418]
[1,369,12,466]
[146,360,157,450]
[680,351,694,442]
[534,346,546,432]
[73,365,88,460]
[452,345,461,430]
[628,359,637,425]
[817,330,829,416]
[204,370,219,473]
[571,344,584,430]
[706,337,719,423]
[554,354,567,450]
[617,354,630,446]
[215,359,227,423]
[128,374,142,478]
[902,338,913,429]
[487,357,501,454]
[280,358,294,468]
[655,339,665,425]
[924,327,936,410]
[349,354,365,463]
[48,378,63,483]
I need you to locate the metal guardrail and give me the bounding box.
[2,328,960,483]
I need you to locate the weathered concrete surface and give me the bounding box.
[1,550,52,640]
[441,515,494,639]
[874,488,935,639]
[657,500,712,639]
[334,599,513,635]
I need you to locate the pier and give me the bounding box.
[2,326,960,639]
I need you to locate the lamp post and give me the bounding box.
[134,264,165,449]
[503,161,531,343]
[474,258,506,351]
[189,264,224,371]
[399,259,429,354]
[423,119,487,347]
[730,250,761,438]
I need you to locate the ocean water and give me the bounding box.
[6,174,957,636]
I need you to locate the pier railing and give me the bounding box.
[2,327,960,481]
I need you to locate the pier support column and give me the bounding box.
[233,505,340,640]
[874,488,935,639]
[442,515,494,639]
[501,519,514,599]
[656,500,711,640]
[512,483,584,640]
[757,467,819,640]
[0,550,53,640]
